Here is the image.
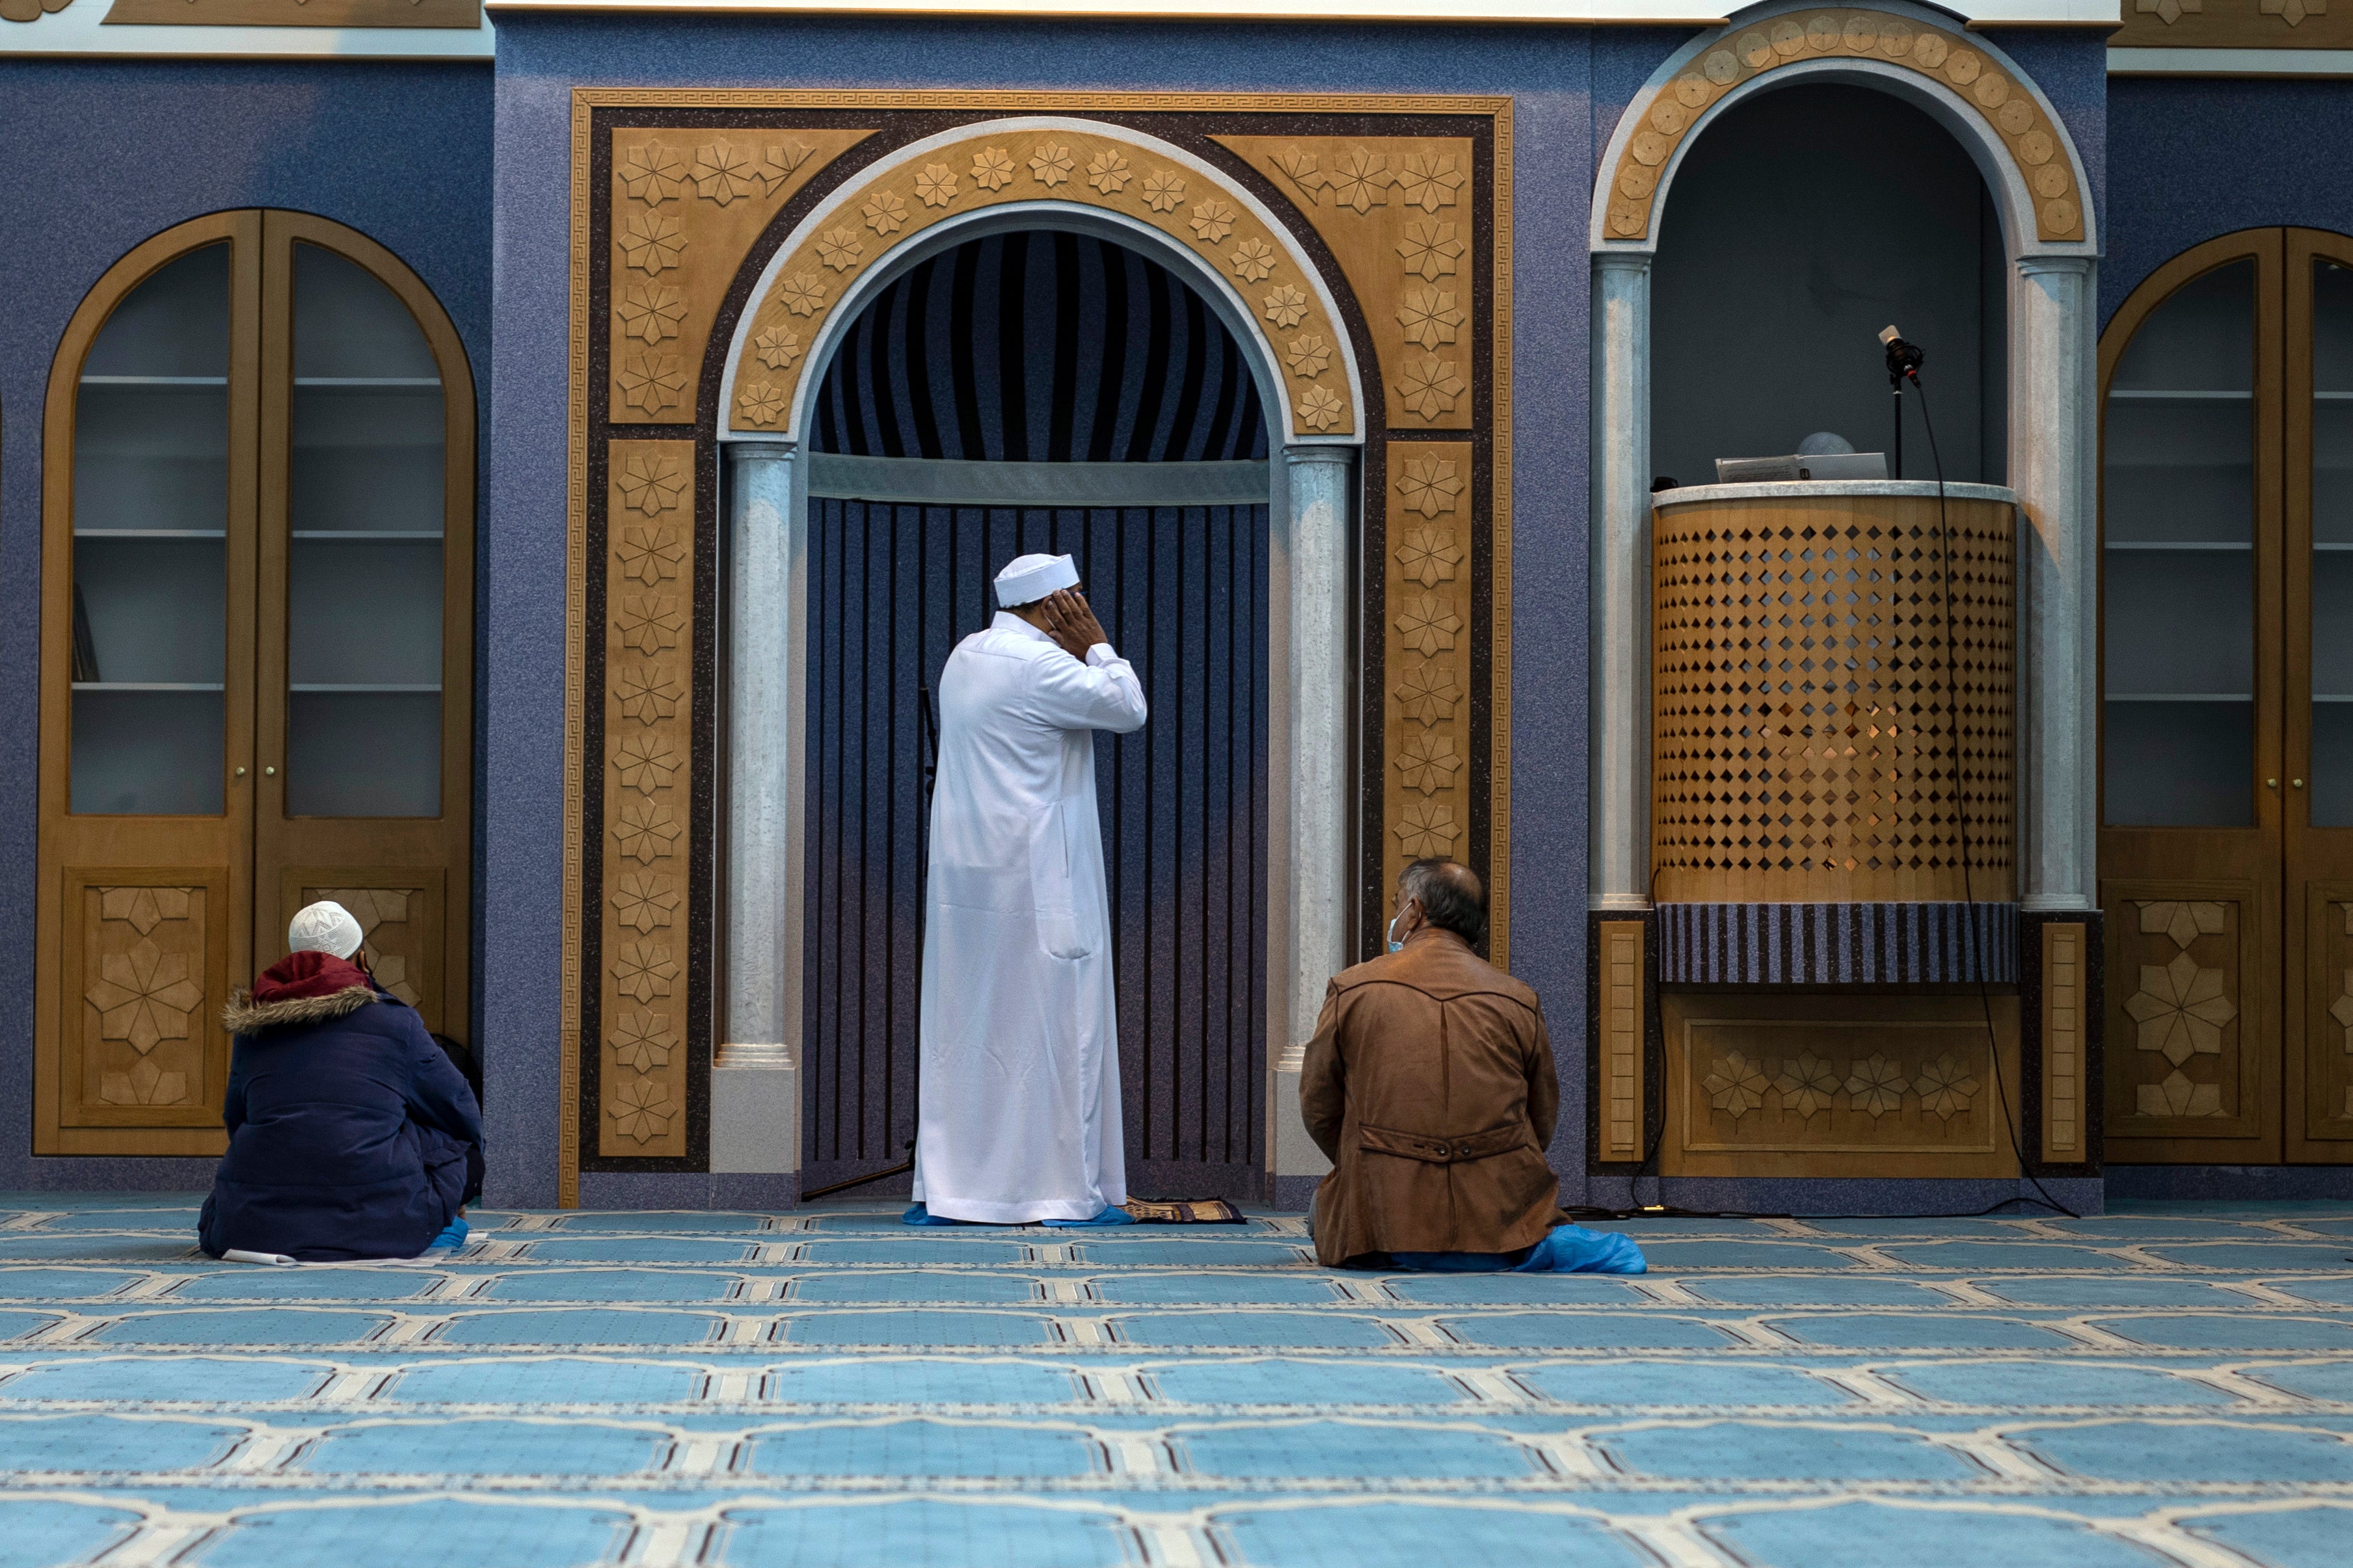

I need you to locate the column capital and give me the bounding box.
[1284,442,1355,470]
[724,438,798,463]
[2016,254,2095,280]
[1593,248,1654,276]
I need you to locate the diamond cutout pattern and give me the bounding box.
[1650,506,2014,899]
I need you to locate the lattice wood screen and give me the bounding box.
[1652,494,2015,904]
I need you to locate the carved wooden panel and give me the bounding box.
[1605,11,2083,246]
[1659,990,2020,1178]
[1215,135,1473,433]
[2304,886,2353,1141]
[1652,493,2015,903]
[282,870,444,1033]
[1599,920,1647,1163]
[608,127,870,428]
[597,438,696,1158]
[731,126,1356,441]
[2110,0,2353,49]
[3,0,72,21]
[2041,921,2087,1163]
[59,871,230,1130]
[101,0,476,23]
[2105,887,2260,1140]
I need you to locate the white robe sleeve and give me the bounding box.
[1029,642,1148,734]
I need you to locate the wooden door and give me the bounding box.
[2099,232,2285,1163]
[2286,230,2353,1160]
[35,215,262,1155]
[2101,226,2353,1165]
[250,213,475,1037]
[36,211,476,1156]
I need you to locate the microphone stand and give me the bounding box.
[1881,325,1923,480]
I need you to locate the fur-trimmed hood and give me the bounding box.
[222,950,379,1035]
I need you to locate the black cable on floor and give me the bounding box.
[1911,373,2078,1222]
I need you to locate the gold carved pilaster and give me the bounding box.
[600,438,697,1158]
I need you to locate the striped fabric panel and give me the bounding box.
[812,232,1269,464]
[1654,903,2019,985]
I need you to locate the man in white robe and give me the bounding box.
[908,553,1148,1225]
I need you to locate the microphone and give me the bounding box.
[1879,323,1924,382]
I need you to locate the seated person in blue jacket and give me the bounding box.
[198,901,483,1263]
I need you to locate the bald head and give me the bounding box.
[1399,857,1485,945]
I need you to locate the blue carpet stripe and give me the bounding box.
[0,1200,2350,1565]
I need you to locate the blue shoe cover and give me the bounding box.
[902,1203,971,1227]
[1514,1222,1647,1275]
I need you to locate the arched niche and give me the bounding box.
[1587,0,2100,927]
[1650,82,2008,488]
[707,121,1367,1189]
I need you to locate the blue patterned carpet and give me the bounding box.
[3,1197,2352,1566]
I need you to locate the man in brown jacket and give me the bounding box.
[1300,858,1644,1274]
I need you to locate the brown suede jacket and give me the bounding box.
[1300,929,1561,1266]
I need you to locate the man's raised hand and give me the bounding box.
[1040,589,1109,659]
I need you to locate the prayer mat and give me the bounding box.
[1123,1197,1248,1223]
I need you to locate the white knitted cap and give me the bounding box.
[994,552,1079,607]
[288,900,365,961]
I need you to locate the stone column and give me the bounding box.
[1591,251,1654,913]
[2010,256,2099,913]
[713,441,803,1176]
[1271,444,1353,1196]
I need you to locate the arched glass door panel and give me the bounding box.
[2306,256,2353,826]
[2103,259,2259,827]
[70,244,234,816]
[284,241,446,818]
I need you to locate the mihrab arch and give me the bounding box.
[708,118,1368,1193]
[561,94,1510,1204]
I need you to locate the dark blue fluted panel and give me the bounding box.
[802,499,1269,1196]
[1656,903,2019,986]
[811,233,1267,464]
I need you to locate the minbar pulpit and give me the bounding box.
[1594,479,2092,1182]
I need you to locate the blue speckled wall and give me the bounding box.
[0,60,494,1191]
[2104,77,2353,326]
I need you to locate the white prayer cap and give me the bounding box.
[288,900,365,961]
[994,552,1079,607]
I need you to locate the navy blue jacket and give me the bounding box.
[199,955,484,1262]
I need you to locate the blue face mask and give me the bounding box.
[1386,903,1414,953]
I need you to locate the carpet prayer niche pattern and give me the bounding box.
[0,1201,2351,1565]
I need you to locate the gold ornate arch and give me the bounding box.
[1602,8,2086,246]
[726,124,1362,441]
